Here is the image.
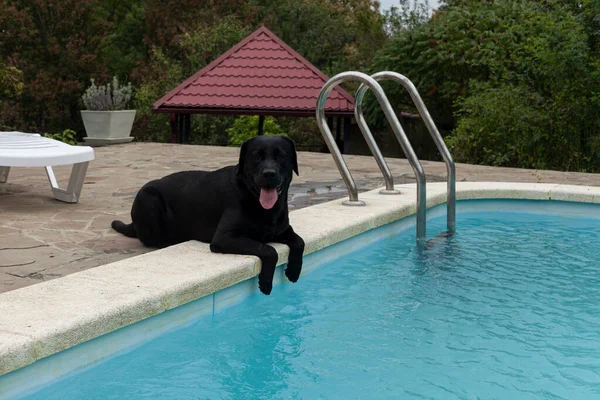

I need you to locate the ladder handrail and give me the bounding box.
[316,71,427,243]
[353,87,397,194]
[355,71,456,233]
[315,72,366,206]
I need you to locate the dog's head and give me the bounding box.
[237,136,299,210]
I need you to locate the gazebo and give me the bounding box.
[152,26,355,153]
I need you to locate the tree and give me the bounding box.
[0,62,23,128]
[0,0,125,132]
[382,0,430,36]
[0,63,22,101]
[1,0,393,145]
[256,0,388,75]
[368,0,600,171]
[94,0,146,78]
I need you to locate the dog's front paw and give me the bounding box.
[285,262,302,283]
[258,274,273,295]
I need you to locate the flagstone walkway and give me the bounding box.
[1,142,598,293]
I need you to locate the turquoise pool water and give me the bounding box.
[24,201,600,399]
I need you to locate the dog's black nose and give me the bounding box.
[263,169,276,178]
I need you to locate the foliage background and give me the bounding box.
[369,0,600,171]
[1,0,600,171]
[227,116,287,146]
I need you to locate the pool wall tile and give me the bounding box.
[213,276,260,314]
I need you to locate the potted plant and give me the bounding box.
[80,76,135,145]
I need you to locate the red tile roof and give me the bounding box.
[152,26,354,117]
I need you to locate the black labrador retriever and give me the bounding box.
[111,136,305,295]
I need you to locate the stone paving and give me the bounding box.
[1,142,598,294]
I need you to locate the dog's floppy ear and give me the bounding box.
[282,136,299,176]
[237,137,255,176]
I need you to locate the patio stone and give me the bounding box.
[42,220,90,231]
[0,141,598,294]
[0,226,17,236]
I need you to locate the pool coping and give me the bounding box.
[1,181,599,380]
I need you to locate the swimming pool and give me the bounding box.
[18,199,600,399]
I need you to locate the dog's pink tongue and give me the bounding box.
[259,188,278,209]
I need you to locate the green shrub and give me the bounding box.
[277,116,325,151]
[227,116,288,146]
[447,83,600,171]
[0,64,23,117]
[0,64,23,100]
[44,129,78,146]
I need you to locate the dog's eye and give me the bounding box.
[277,152,286,160]
[253,154,261,162]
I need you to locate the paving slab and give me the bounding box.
[1,142,598,293]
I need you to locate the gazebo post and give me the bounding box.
[327,116,333,132]
[170,114,178,143]
[177,113,184,144]
[343,116,351,154]
[257,115,265,136]
[335,117,343,153]
[184,114,191,144]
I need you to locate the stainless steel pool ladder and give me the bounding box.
[315,71,456,244]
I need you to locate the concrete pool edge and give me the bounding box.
[0,182,599,384]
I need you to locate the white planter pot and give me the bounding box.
[81,110,136,145]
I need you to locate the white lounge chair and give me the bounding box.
[0,131,95,203]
